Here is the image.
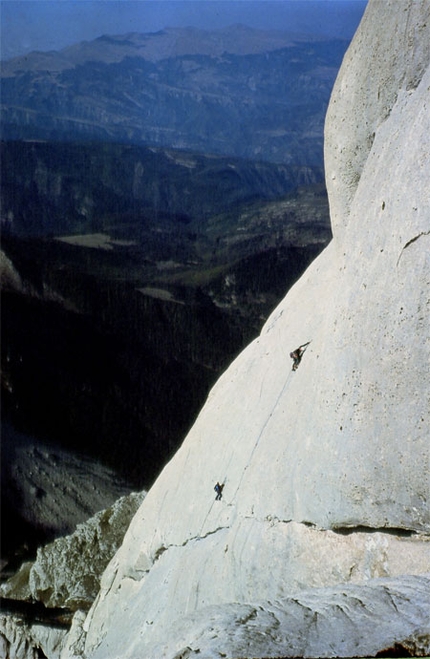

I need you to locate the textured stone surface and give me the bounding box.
[324,0,430,232]
[60,611,87,659]
[136,575,430,659]
[75,2,430,657]
[0,613,67,659]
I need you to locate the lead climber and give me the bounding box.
[290,342,310,371]
[214,482,224,501]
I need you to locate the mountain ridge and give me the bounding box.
[1,25,349,164]
[1,24,344,72]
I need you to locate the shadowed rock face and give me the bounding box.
[60,1,430,657]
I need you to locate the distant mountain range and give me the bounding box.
[1,25,349,165]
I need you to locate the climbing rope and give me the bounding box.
[227,367,294,504]
[201,340,311,530]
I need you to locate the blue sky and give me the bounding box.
[1,0,368,61]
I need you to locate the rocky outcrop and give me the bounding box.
[0,492,145,658]
[1,491,145,611]
[0,612,67,659]
[71,1,430,657]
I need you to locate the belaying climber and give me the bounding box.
[214,482,224,501]
[290,342,310,371]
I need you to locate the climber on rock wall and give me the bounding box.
[214,482,224,500]
[290,342,311,371]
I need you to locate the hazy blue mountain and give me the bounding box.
[1,25,349,165]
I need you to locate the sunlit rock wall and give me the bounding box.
[75,1,430,657]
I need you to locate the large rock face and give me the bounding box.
[69,1,429,657]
